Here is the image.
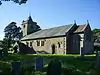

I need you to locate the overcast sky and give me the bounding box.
[0,0,100,40]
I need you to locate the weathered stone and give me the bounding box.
[35,56,43,71]
[21,23,93,55]
[0,50,2,58]
[95,51,100,69]
[11,61,21,75]
[46,58,61,75]
[2,50,9,59]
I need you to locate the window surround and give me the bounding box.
[41,41,44,46]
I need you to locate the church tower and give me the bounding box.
[22,15,41,37]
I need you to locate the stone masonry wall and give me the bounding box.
[22,37,66,54]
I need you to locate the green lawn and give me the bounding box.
[0,54,99,75]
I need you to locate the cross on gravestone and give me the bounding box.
[35,56,43,71]
[46,58,61,75]
[11,61,21,75]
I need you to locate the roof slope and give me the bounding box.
[21,24,74,40]
[74,25,87,33]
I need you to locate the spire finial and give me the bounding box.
[87,20,89,25]
[29,12,31,17]
[27,12,32,21]
[74,20,76,25]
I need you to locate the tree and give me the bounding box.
[2,38,11,50]
[4,22,22,49]
[0,0,27,5]
[92,29,100,57]
[4,22,22,40]
[93,29,100,35]
[93,28,100,43]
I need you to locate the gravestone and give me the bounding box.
[21,59,35,67]
[94,51,100,74]
[11,61,21,75]
[0,50,2,58]
[2,50,8,59]
[46,58,61,75]
[95,51,100,69]
[35,56,43,71]
[80,48,85,58]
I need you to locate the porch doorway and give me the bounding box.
[51,44,56,54]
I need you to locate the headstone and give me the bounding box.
[0,50,2,58]
[11,61,21,75]
[81,48,85,58]
[46,58,61,75]
[94,51,100,74]
[2,50,8,59]
[21,60,34,67]
[95,51,100,69]
[35,56,43,71]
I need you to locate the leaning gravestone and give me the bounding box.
[11,61,21,75]
[35,56,43,71]
[46,58,61,75]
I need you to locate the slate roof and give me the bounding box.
[74,25,87,33]
[21,24,74,40]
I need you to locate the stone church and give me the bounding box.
[21,16,94,54]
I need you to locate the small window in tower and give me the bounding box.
[41,41,44,46]
[58,42,60,48]
[23,25,25,28]
[37,40,40,46]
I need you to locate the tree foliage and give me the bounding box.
[4,22,22,40]
[92,28,100,42]
[0,0,27,5]
[2,38,11,50]
[93,29,100,35]
[92,29,100,51]
[3,22,22,49]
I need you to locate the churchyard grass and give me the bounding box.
[0,54,98,75]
